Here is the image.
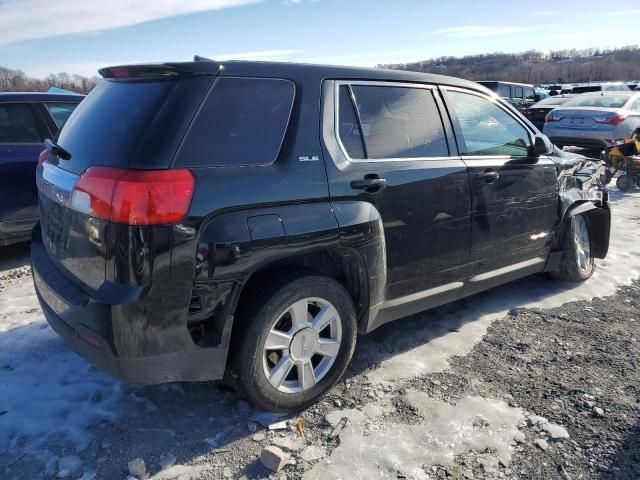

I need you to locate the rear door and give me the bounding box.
[0,102,51,226]
[323,81,471,300]
[441,87,558,277]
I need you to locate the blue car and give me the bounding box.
[0,92,83,246]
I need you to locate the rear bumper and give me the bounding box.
[32,233,229,384]
[0,218,37,246]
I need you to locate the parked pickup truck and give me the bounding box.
[33,60,610,412]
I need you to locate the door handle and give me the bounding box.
[350,177,387,192]
[477,170,500,183]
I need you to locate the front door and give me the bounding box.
[442,87,559,277]
[323,81,471,301]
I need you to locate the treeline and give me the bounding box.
[0,67,99,94]
[379,46,640,84]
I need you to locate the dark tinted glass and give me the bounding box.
[337,86,365,159]
[45,103,79,129]
[351,85,449,159]
[176,77,295,167]
[57,79,178,173]
[0,103,41,143]
[449,91,531,157]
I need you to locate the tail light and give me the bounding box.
[545,113,561,123]
[594,115,627,126]
[70,167,195,225]
[38,149,47,166]
[523,109,532,118]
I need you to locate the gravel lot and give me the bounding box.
[1,186,639,480]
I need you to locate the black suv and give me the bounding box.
[33,60,610,412]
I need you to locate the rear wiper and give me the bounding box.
[44,138,72,160]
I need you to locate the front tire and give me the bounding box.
[551,214,595,282]
[229,275,357,412]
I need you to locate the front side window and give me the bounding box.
[176,77,295,167]
[0,103,42,143]
[45,102,79,130]
[338,84,449,160]
[448,90,531,157]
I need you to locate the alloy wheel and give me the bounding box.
[262,297,342,393]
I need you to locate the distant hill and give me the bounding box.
[379,46,640,84]
[0,66,98,94]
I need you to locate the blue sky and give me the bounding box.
[0,0,638,78]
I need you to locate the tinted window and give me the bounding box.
[0,103,42,143]
[514,86,524,98]
[176,77,295,167]
[337,86,365,159]
[349,85,449,159]
[499,85,511,98]
[448,91,531,157]
[45,102,78,129]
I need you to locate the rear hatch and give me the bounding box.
[36,66,215,294]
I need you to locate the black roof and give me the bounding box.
[100,59,493,94]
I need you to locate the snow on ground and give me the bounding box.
[0,186,639,478]
[306,394,524,479]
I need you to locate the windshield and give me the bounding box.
[561,94,631,109]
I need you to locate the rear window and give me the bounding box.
[45,102,79,129]
[562,94,632,108]
[535,96,570,107]
[0,103,42,143]
[175,77,295,167]
[572,86,602,94]
[57,79,179,173]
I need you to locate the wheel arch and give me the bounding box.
[557,201,611,259]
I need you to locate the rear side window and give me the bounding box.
[499,85,511,98]
[45,102,78,129]
[0,103,42,143]
[337,86,365,159]
[514,86,524,98]
[448,90,531,157]
[176,77,295,167]
[340,84,449,160]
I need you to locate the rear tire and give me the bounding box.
[228,274,357,412]
[551,214,595,282]
[617,174,634,191]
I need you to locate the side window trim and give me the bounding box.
[334,80,453,162]
[441,86,535,159]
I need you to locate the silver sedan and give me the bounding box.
[543,92,640,149]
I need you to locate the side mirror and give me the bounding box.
[533,134,554,156]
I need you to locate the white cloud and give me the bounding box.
[0,0,262,46]
[428,26,533,38]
